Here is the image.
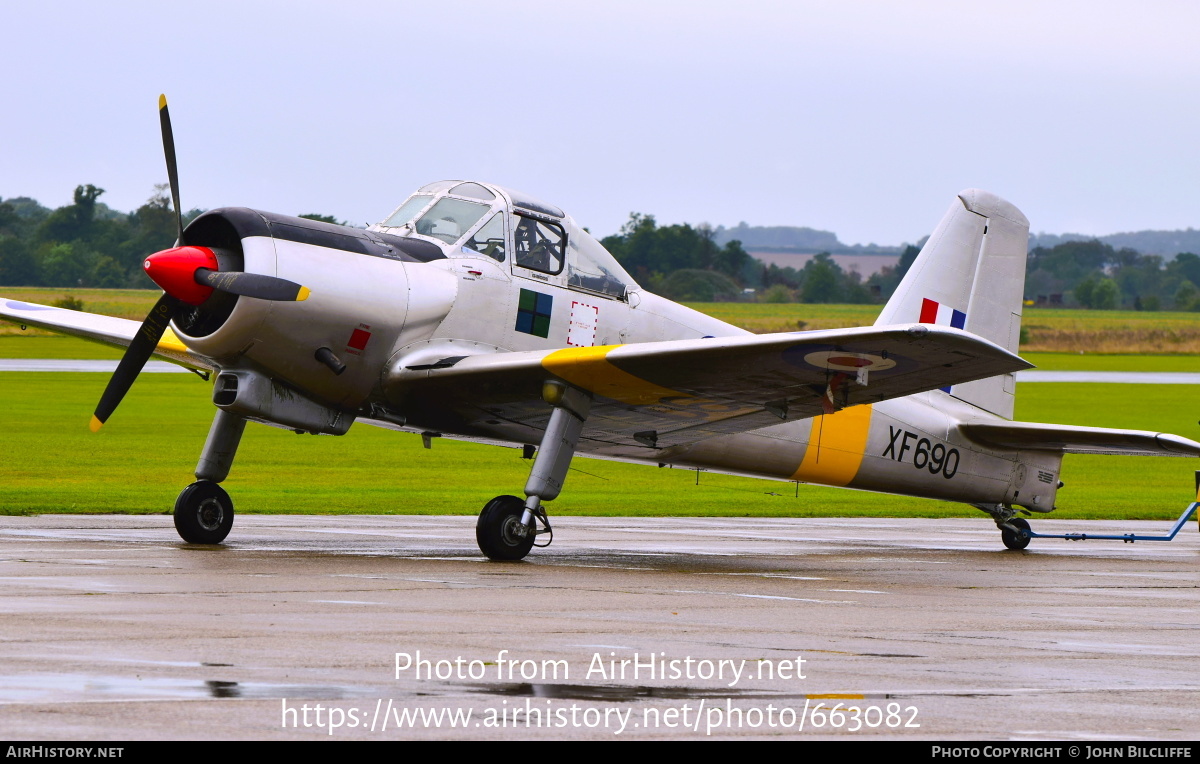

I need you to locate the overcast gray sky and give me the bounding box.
[3,1,1199,245]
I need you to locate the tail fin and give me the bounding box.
[875,189,1029,419]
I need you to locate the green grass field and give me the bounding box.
[7,288,1200,352]
[0,372,1196,522]
[0,288,160,336]
[0,335,125,359]
[3,299,1198,372]
[1,335,1194,373]
[1020,353,1199,372]
[684,302,1200,353]
[684,302,880,333]
[1,292,1197,524]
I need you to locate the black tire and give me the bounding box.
[476,495,534,561]
[1001,517,1031,550]
[174,481,234,544]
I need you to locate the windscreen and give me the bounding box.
[415,198,490,244]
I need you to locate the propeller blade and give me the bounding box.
[90,293,184,432]
[194,269,310,302]
[158,94,184,245]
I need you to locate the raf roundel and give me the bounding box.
[802,350,897,373]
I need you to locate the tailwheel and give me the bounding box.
[1000,517,1031,550]
[174,480,235,544]
[476,495,535,561]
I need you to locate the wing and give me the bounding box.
[959,421,1200,457]
[0,298,214,371]
[391,324,1031,450]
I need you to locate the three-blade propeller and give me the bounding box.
[90,95,310,432]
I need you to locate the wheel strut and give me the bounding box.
[175,409,246,544]
[476,382,591,560]
[976,502,1032,551]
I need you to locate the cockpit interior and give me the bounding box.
[373,180,636,300]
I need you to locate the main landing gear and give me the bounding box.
[476,382,592,561]
[174,409,246,544]
[476,495,536,561]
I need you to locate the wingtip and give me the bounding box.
[89,415,104,433]
[158,94,167,110]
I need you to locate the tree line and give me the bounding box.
[4,187,1200,311]
[1026,239,1200,310]
[0,185,333,290]
[0,185,196,289]
[604,213,1200,310]
[600,213,891,304]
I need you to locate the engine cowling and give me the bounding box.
[170,208,457,410]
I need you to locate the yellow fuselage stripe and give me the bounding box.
[791,405,874,487]
[542,345,684,405]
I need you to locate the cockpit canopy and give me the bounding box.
[374,180,638,300]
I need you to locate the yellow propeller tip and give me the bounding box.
[89,415,104,433]
[158,94,167,109]
[296,286,311,301]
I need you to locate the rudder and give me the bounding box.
[875,189,1029,419]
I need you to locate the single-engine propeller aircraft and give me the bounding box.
[4,96,1200,560]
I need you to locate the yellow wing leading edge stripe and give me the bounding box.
[156,327,189,355]
[791,405,874,487]
[541,345,685,406]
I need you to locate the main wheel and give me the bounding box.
[174,481,234,544]
[1000,517,1031,550]
[476,495,535,561]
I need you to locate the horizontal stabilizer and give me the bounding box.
[959,421,1200,457]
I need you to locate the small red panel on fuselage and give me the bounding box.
[346,326,371,355]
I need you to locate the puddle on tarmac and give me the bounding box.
[470,683,797,702]
[2,674,834,705]
[2,674,1087,705]
[0,674,350,703]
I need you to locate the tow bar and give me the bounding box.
[1028,471,1200,544]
